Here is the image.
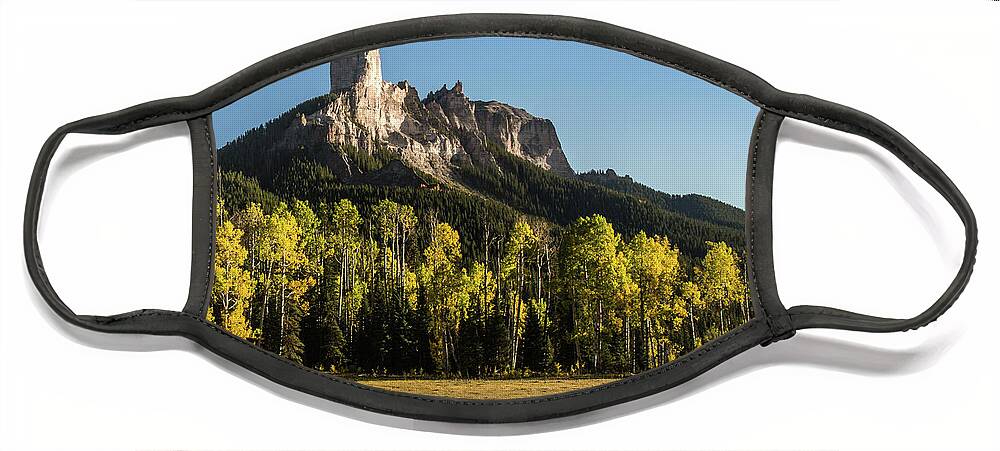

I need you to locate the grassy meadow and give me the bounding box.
[356,377,620,399]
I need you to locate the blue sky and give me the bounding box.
[214,37,758,208]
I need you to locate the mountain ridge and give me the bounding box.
[217,49,745,258]
[577,169,745,230]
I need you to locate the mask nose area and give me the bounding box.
[771,118,964,321]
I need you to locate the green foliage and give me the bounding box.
[225,201,317,363]
[420,222,469,372]
[221,123,742,260]
[217,93,335,189]
[695,241,749,340]
[458,142,743,258]
[219,170,282,213]
[558,215,631,371]
[340,142,396,174]
[208,201,256,340]
[579,169,745,230]
[274,158,337,200]
[212,194,750,377]
[623,232,681,369]
[521,299,553,372]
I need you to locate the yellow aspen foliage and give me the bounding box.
[694,241,747,337]
[624,231,682,368]
[678,281,703,348]
[502,218,537,367]
[210,204,256,340]
[421,222,469,372]
[559,214,631,371]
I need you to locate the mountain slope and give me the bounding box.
[578,169,745,230]
[457,142,743,257]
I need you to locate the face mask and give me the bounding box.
[25,14,977,423]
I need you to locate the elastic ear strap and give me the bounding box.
[24,120,186,334]
[776,101,978,333]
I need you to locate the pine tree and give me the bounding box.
[521,299,553,372]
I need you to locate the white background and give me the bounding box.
[1,1,997,449]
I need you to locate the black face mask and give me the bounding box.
[25,14,977,423]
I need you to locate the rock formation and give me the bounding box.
[473,100,574,176]
[293,49,574,183]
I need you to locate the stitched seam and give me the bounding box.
[788,310,866,319]
[203,119,214,317]
[106,310,757,406]
[748,112,777,336]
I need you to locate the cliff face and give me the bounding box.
[473,100,574,176]
[289,49,574,183]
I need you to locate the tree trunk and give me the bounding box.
[719,300,726,333]
[278,281,287,355]
[592,261,602,371]
[338,244,345,320]
[639,291,647,370]
[689,310,697,349]
[626,317,632,373]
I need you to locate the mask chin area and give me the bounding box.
[37,122,193,317]
[771,118,964,321]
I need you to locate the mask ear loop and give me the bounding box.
[772,102,978,333]
[24,112,203,335]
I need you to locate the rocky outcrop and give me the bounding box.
[330,50,383,92]
[473,101,574,177]
[291,49,574,183]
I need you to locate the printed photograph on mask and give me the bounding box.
[209,37,759,399]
